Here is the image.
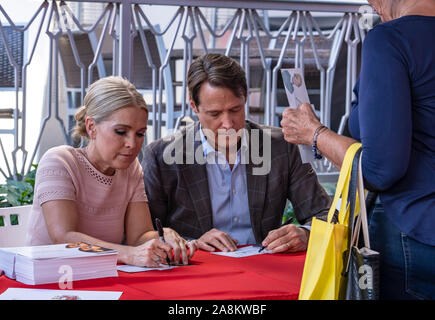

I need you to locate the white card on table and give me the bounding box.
[211,245,273,258]
[117,263,177,273]
[0,288,122,300]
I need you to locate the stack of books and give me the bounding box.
[0,242,118,285]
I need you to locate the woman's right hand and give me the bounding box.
[281,103,322,146]
[125,239,173,267]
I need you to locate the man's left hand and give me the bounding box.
[261,224,309,253]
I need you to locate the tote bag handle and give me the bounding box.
[327,143,362,226]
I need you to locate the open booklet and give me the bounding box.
[281,68,315,163]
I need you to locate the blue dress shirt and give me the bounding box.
[200,127,256,245]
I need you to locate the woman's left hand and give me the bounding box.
[163,228,198,265]
[281,103,322,145]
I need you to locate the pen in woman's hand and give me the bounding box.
[258,217,294,253]
[155,218,172,266]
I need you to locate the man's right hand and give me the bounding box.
[197,228,238,252]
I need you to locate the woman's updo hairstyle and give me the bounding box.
[73,76,148,139]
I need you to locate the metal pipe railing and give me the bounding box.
[0,0,372,182]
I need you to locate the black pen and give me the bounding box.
[258,217,294,253]
[155,218,172,266]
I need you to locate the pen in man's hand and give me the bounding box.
[155,218,171,266]
[258,217,294,253]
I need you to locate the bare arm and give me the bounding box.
[124,201,158,246]
[42,199,173,267]
[315,127,357,170]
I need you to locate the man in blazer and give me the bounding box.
[142,53,331,253]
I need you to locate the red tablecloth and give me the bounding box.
[0,249,306,300]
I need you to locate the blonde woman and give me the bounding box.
[27,76,197,267]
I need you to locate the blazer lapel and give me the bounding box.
[245,121,268,243]
[180,122,213,234]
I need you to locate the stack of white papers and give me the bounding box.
[0,247,16,279]
[0,242,118,285]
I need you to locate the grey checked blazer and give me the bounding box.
[141,120,331,243]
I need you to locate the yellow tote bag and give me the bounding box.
[298,143,362,300]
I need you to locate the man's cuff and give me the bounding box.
[183,236,197,241]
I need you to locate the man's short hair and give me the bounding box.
[187,53,247,107]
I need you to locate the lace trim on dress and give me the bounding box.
[38,190,75,204]
[38,167,70,177]
[74,149,114,186]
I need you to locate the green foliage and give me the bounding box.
[10,214,19,225]
[0,164,38,208]
[282,201,300,225]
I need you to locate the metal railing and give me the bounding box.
[0,0,372,183]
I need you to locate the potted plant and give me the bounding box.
[0,164,37,227]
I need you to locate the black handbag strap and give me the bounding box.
[347,147,362,245]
